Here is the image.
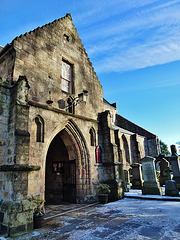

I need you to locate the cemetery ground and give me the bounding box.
[2,191,180,240]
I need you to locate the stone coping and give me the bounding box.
[0,164,41,171]
[28,100,99,123]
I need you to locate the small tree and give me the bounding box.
[160,140,170,155]
[176,141,180,154]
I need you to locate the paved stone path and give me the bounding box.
[5,198,180,240]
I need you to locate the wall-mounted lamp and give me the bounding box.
[58,90,88,111]
[78,90,88,103]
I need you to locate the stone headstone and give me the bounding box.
[170,145,178,156]
[168,156,180,190]
[141,156,162,195]
[131,163,143,189]
[165,180,179,196]
[159,158,172,186]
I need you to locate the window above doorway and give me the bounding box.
[61,60,73,94]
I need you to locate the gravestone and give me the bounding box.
[131,163,143,189]
[159,158,172,186]
[141,156,162,195]
[170,144,178,156]
[165,180,179,196]
[168,156,180,190]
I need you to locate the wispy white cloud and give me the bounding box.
[103,72,180,96]
[95,40,180,73]
[74,0,180,73]
[74,0,159,28]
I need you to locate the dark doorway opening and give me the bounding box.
[45,133,76,204]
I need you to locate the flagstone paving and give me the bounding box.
[4,198,180,240]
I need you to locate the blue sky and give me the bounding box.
[1,0,180,150]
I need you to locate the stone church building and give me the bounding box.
[0,14,160,235]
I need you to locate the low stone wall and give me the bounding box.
[0,199,34,236]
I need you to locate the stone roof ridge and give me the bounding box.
[116,113,156,138]
[12,13,72,43]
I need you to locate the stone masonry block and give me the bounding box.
[22,200,33,211]
[9,224,26,235]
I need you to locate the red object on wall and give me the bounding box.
[96,145,102,163]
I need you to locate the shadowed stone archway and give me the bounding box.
[45,120,90,204]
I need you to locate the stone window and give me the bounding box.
[64,33,70,42]
[89,128,96,146]
[62,60,72,93]
[35,116,44,142]
[96,145,102,163]
[122,134,130,163]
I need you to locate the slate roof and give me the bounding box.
[116,114,156,139]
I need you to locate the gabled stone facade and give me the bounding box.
[0,14,160,236]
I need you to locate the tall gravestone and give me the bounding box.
[171,144,178,156]
[169,145,180,190]
[168,157,180,190]
[131,163,143,189]
[141,156,162,195]
[159,158,172,186]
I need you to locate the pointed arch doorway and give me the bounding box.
[45,130,76,203]
[45,121,90,204]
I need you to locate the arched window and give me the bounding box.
[89,128,96,146]
[35,116,44,142]
[122,134,130,163]
[96,145,102,163]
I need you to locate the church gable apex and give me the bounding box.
[11,13,98,79]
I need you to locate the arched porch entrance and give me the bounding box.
[45,120,90,204]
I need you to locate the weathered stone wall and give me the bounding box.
[0,82,11,199]
[117,130,148,169]
[97,110,124,201]
[0,45,15,81]
[12,14,103,120]
[103,99,117,125]
[121,132,132,167]
[0,83,10,164]
[137,135,147,158]
[28,103,99,201]
[130,134,147,164]
[148,137,160,157]
[99,111,116,163]
[0,199,34,236]
[0,79,34,236]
